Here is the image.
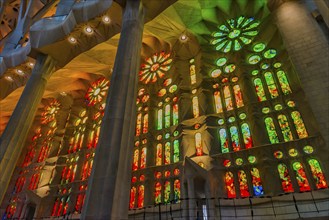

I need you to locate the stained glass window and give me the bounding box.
[132,149,139,171]
[129,187,136,209]
[164,142,171,165]
[276,70,292,94]
[224,86,233,111]
[138,185,144,208]
[157,109,163,130]
[233,85,244,108]
[143,114,148,134]
[230,126,240,151]
[214,91,223,113]
[173,104,179,125]
[250,168,264,196]
[164,181,171,204]
[238,170,250,198]
[192,96,199,118]
[308,159,327,189]
[165,104,171,128]
[277,163,294,193]
[156,144,162,166]
[241,123,253,149]
[190,59,196,84]
[264,72,279,98]
[195,132,203,156]
[140,147,147,169]
[174,179,181,203]
[173,140,180,163]
[254,78,267,101]
[225,172,236,198]
[291,111,308,139]
[219,128,229,153]
[155,182,162,204]
[139,52,172,84]
[265,117,279,144]
[278,114,293,142]
[292,162,311,192]
[136,113,142,136]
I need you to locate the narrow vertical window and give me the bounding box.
[165,104,171,128]
[276,70,292,94]
[250,168,264,196]
[265,117,279,144]
[138,185,144,208]
[254,78,267,101]
[241,123,253,149]
[291,111,308,139]
[277,163,294,193]
[142,114,148,134]
[233,85,244,108]
[238,170,250,198]
[224,86,233,111]
[164,142,171,165]
[219,128,229,153]
[132,149,139,171]
[140,147,147,169]
[155,182,162,204]
[129,187,136,209]
[225,172,236,198]
[173,140,180,163]
[292,162,311,192]
[136,113,142,136]
[174,179,181,203]
[173,103,179,125]
[195,132,203,156]
[157,109,163,130]
[278,114,293,142]
[214,91,223,113]
[264,72,279,98]
[192,96,199,118]
[190,61,196,85]
[308,159,328,189]
[156,144,162,166]
[230,126,240,151]
[164,181,171,204]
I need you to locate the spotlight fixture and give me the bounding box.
[84,26,93,34]
[16,69,25,76]
[5,76,14,82]
[102,15,111,24]
[180,34,188,42]
[68,36,77,44]
[28,62,34,67]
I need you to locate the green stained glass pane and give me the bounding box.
[264,49,277,59]
[278,114,293,142]
[241,17,254,28]
[223,41,232,53]
[274,62,282,68]
[242,31,258,36]
[241,123,253,149]
[240,36,252,44]
[218,119,224,125]
[253,43,266,52]
[254,78,267,101]
[292,162,311,192]
[262,107,270,114]
[274,104,282,111]
[248,55,261,65]
[264,72,279,98]
[291,111,308,138]
[165,133,170,139]
[245,21,260,30]
[228,19,235,28]
[261,63,270,70]
[248,156,256,164]
[303,145,313,154]
[215,41,227,51]
[219,128,229,153]
[287,101,295,107]
[234,40,242,51]
[230,126,240,151]
[277,163,294,193]
[212,32,225,37]
[216,58,227,66]
[288,148,298,157]
[251,70,259,76]
[173,104,179,125]
[308,159,328,189]
[210,38,222,45]
[164,104,170,128]
[228,117,235,123]
[164,181,171,204]
[237,16,245,27]
[219,25,229,32]
[265,117,279,144]
[169,85,177,93]
[157,109,163,130]
[274,150,283,159]
[236,158,243,165]
[277,70,292,94]
[228,29,241,39]
[224,64,236,73]
[239,113,247,120]
[173,130,179,136]
[211,69,222,78]
[173,140,180,162]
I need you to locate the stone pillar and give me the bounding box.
[187,178,196,219]
[81,0,144,219]
[271,0,329,146]
[0,54,56,204]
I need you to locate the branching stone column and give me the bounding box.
[81,0,144,219]
[0,54,56,204]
